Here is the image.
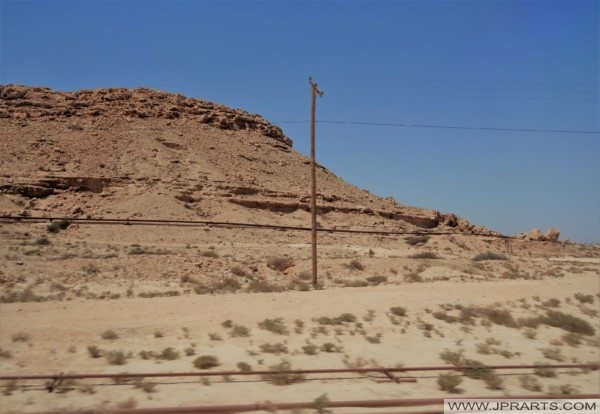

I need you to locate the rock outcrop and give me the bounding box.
[515,227,560,242]
[0,84,292,146]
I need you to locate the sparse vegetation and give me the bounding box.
[472,251,507,261]
[405,235,430,246]
[389,306,407,317]
[347,259,364,271]
[437,372,462,394]
[267,256,294,272]
[105,350,127,365]
[543,310,595,336]
[158,347,180,360]
[574,293,594,304]
[258,317,289,335]
[260,342,289,354]
[101,330,119,340]
[261,360,305,385]
[410,251,440,259]
[193,355,220,369]
[316,313,357,325]
[534,363,557,378]
[237,362,252,372]
[87,345,103,358]
[519,375,542,392]
[366,275,387,285]
[11,332,30,342]
[230,324,251,337]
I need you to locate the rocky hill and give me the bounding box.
[0,84,491,235]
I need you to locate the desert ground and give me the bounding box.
[0,223,598,413]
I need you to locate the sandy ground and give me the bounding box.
[1,270,598,413]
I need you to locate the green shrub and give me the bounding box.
[193,355,220,369]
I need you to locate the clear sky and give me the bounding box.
[1,0,598,243]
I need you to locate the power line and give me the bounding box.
[277,120,599,135]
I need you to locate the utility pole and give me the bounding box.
[309,77,323,287]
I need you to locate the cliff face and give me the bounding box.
[0,84,494,236]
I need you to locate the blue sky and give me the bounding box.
[1,0,598,243]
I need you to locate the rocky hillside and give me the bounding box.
[1,84,494,235]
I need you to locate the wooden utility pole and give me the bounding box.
[309,77,323,287]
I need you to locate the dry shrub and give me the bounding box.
[405,235,430,246]
[105,350,127,365]
[390,306,407,317]
[437,372,462,394]
[410,252,440,259]
[259,342,288,354]
[347,259,365,271]
[258,318,289,335]
[261,360,305,385]
[519,375,542,392]
[472,251,507,261]
[366,275,387,285]
[193,355,220,369]
[230,324,251,337]
[543,310,595,336]
[267,256,294,272]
